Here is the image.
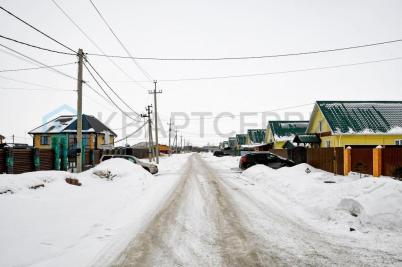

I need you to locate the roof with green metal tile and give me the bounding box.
[236,134,247,145]
[247,129,266,143]
[268,121,309,140]
[316,101,402,134]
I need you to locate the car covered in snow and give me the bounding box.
[239,152,295,170]
[100,155,158,174]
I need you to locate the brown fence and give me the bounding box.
[39,149,54,171]
[351,148,373,175]
[382,147,402,178]
[307,147,344,175]
[269,149,288,159]
[13,149,35,174]
[0,149,6,174]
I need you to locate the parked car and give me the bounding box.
[239,152,295,170]
[213,147,234,157]
[100,155,158,174]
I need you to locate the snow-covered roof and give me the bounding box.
[315,101,402,135]
[29,115,117,136]
[268,121,309,141]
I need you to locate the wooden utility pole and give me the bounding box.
[148,81,162,164]
[174,130,178,153]
[167,117,172,156]
[180,134,183,153]
[76,48,84,173]
[141,105,154,162]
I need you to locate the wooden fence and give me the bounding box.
[382,147,402,178]
[306,147,344,175]
[0,149,6,174]
[351,147,373,175]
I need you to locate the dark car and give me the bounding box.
[213,147,234,157]
[239,152,295,170]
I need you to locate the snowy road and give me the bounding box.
[112,154,401,267]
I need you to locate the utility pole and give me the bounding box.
[141,105,154,162]
[148,80,162,164]
[174,130,178,153]
[180,134,183,153]
[76,48,84,173]
[168,117,172,156]
[12,134,14,144]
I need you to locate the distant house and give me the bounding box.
[28,114,117,150]
[246,129,266,145]
[228,137,237,149]
[132,142,170,154]
[0,134,4,144]
[306,101,402,147]
[235,134,247,149]
[266,121,309,149]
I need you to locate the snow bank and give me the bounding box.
[241,163,402,233]
[0,155,190,267]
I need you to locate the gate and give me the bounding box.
[382,147,402,178]
[351,147,373,175]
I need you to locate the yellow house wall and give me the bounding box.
[266,128,274,144]
[273,140,286,149]
[33,134,52,149]
[307,107,331,134]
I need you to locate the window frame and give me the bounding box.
[40,135,49,145]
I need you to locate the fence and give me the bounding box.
[0,149,6,173]
[350,147,373,175]
[306,147,344,175]
[382,147,402,178]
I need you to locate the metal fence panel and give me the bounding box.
[382,147,402,177]
[351,148,373,175]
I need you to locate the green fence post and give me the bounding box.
[33,148,40,171]
[5,147,14,174]
[51,136,61,170]
[60,135,68,171]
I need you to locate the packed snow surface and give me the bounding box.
[1,153,402,266]
[0,154,190,267]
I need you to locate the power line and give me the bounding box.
[165,103,315,121]
[85,59,142,117]
[83,62,143,123]
[112,56,402,83]
[0,86,72,92]
[0,74,68,90]
[86,38,402,61]
[114,121,148,143]
[88,0,153,81]
[0,62,76,73]
[0,6,76,53]
[0,43,77,80]
[0,34,76,55]
[51,0,148,90]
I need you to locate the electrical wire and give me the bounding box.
[86,38,402,61]
[83,62,144,123]
[0,6,76,53]
[0,87,72,92]
[0,74,67,91]
[51,0,149,90]
[0,34,76,55]
[0,43,77,80]
[85,59,142,117]
[0,62,76,73]
[88,0,153,81]
[114,121,148,143]
[112,56,402,83]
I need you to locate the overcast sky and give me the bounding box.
[1,0,401,146]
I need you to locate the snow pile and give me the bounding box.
[241,163,402,232]
[0,155,190,267]
[0,171,70,195]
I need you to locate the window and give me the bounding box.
[40,135,49,145]
[396,140,402,146]
[318,121,323,133]
[325,140,331,147]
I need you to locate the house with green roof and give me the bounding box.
[306,101,402,147]
[246,129,266,145]
[266,121,309,149]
